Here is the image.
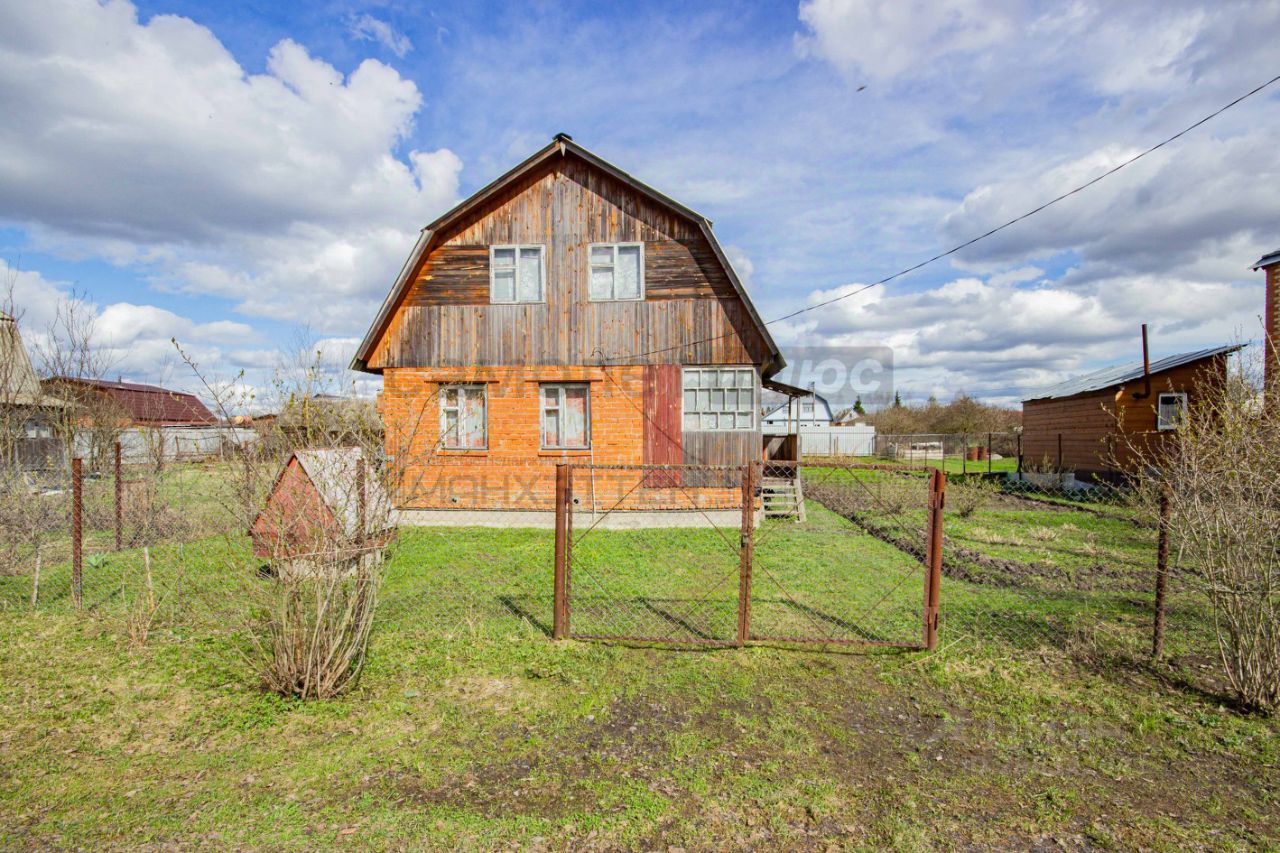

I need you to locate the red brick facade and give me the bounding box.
[381,365,739,511]
[1266,262,1279,387]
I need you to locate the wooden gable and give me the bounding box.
[357,140,778,373]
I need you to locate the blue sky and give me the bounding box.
[1,0,1277,408]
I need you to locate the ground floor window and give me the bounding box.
[682,367,756,431]
[440,385,487,449]
[541,384,590,449]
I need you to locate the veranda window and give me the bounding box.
[682,367,756,431]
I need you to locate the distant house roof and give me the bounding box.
[1252,249,1280,269]
[762,392,833,420]
[50,376,216,425]
[1023,344,1243,403]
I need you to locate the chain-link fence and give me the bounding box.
[0,444,1221,682]
[553,462,940,649]
[872,431,1022,472]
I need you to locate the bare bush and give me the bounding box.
[1121,347,1279,711]
[949,478,997,519]
[180,342,401,699]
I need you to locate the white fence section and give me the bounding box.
[74,426,259,464]
[762,423,876,457]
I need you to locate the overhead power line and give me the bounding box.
[603,72,1280,365]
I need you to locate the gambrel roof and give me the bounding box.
[350,134,783,377]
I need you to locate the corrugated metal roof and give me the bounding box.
[50,376,216,425]
[1023,344,1243,402]
[294,448,392,538]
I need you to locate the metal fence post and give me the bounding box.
[737,462,757,647]
[72,457,83,609]
[114,440,123,551]
[1152,483,1172,660]
[1017,432,1023,474]
[553,464,570,640]
[987,432,993,474]
[922,468,945,650]
[1057,433,1063,472]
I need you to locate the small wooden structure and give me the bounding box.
[250,448,391,578]
[1021,343,1241,476]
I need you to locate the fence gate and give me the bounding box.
[552,462,944,650]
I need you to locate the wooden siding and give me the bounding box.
[367,155,769,370]
[1021,356,1230,473]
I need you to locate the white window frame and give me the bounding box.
[1156,391,1188,431]
[540,383,591,450]
[439,384,488,450]
[587,242,645,302]
[489,244,546,304]
[681,367,757,432]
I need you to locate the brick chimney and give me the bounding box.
[1254,248,1280,388]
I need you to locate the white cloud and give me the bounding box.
[348,13,413,58]
[0,0,460,330]
[1,261,264,396]
[788,269,1259,406]
[797,0,1019,82]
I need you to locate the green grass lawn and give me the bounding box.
[2,499,1276,849]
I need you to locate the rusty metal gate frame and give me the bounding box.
[551,462,945,650]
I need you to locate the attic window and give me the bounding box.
[1157,392,1187,431]
[490,245,544,304]
[588,243,644,301]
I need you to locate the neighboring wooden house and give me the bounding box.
[1021,344,1241,475]
[0,312,65,469]
[351,134,783,521]
[250,448,391,577]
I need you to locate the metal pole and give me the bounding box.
[553,464,569,640]
[1057,433,1063,472]
[1152,483,1172,659]
[922,468,945,650]
[987,432,992,474]
[1017,432,1023,474]
[962,433,967,474]
[114,440,123,551]
[72,457,83,609]
[737,462,757,647]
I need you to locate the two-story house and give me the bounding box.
[351,135,784,522]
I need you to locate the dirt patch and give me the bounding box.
[390,690,754,820]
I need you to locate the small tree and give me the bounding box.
[1122,348,1279,711]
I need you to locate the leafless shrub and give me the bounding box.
[1119,345,1279,711]
[178,341,404,700]
[949,478,997,518]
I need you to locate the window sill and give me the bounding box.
[538,448,593,457]
[438,449,489,457]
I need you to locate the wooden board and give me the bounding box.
[367,155,769,370]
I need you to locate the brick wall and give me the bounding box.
[1267,263,1279,387]
[380,365,741,511]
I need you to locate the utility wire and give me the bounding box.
[601,72,1280,365]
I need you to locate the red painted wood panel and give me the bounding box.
[643,364,682,486]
